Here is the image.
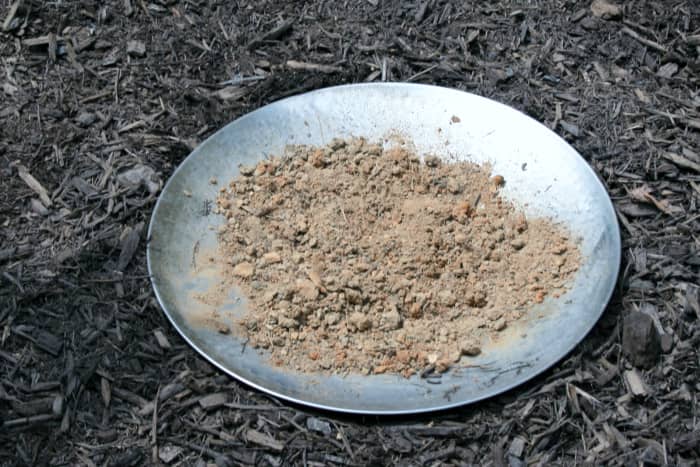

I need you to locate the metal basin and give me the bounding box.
[147,83,620,414]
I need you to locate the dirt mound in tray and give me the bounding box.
[210,138,580,377]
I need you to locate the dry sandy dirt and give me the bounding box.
[210,138,580,378]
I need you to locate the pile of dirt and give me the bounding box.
[213,138,580,376]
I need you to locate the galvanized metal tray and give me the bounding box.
[147,83,620,414]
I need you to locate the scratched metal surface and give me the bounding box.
[147,83,621,414]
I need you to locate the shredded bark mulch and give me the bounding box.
[1,0,699,465]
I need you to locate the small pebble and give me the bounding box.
[232,262,254,278]
[493,318,507,331]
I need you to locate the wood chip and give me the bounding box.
[663,152,700,173]
[559,120,581,137]
[415,1,430,23]
[623,369,649,397]
[214,86,247,101]
[158,446,183,464]
[0,244,33,262]
[52,395,64,415]
[48,33,57,62]
[2,0,20,31]
[23,35,65,47]
[117,223,143,271]
[124,0,134,16]
[14,163,52,207]
[570,8,587,23]
[127,40,146,57]
[657,62,679,78]
[286,60,343,74]
[112,387,149,407]
[13,326,62,356]
[621,26,667,55]
[508,436,526,458]
[139,382,186,415]
[198,392,229,410]
[153,330,172,349]
[306,417,332,435]
[11,397,55,416]
[100,377,111,408]
[245,429,284,452]
[622,311,660,369]
[2,413,60,428]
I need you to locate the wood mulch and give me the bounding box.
[1,0,699,465]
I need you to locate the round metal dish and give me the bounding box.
[147,83,620,415]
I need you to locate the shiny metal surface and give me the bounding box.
[147,83,621,414]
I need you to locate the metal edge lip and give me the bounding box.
[146,82,622,415]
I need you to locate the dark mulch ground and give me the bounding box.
[1,0,699,465]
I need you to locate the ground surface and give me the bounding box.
[1,0,699,465]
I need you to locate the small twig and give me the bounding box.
[247,18,294,49]
[0,350,19,365]
[2,271,24,293]
[644,107,700,131]
[82,274,152,283]
[218,20,230,41]
[286,60,342,74]
[47,32,57,62]
[407,64,438,82]
[117,119,146,133]
[2,413,60,429]
[614,206,636,236]
[332,423,356,461]
[185,38,211,53]
[218,75,266,86]
[22,35,66,47]
[621,26,667,55]
[113,68,120,105]
[472,192,482,209]
[620,25,686,64]
[12,163,52,207]
[223,403,284,410]
[138,0,152,18]
[689,181,700,196]
[663,152,700,173]
[0,244,33,262]
[80,90,113,104]
[622,19,658,40]
[151,385,161,464]
[337,197,349,225]
[318,24,342,40]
